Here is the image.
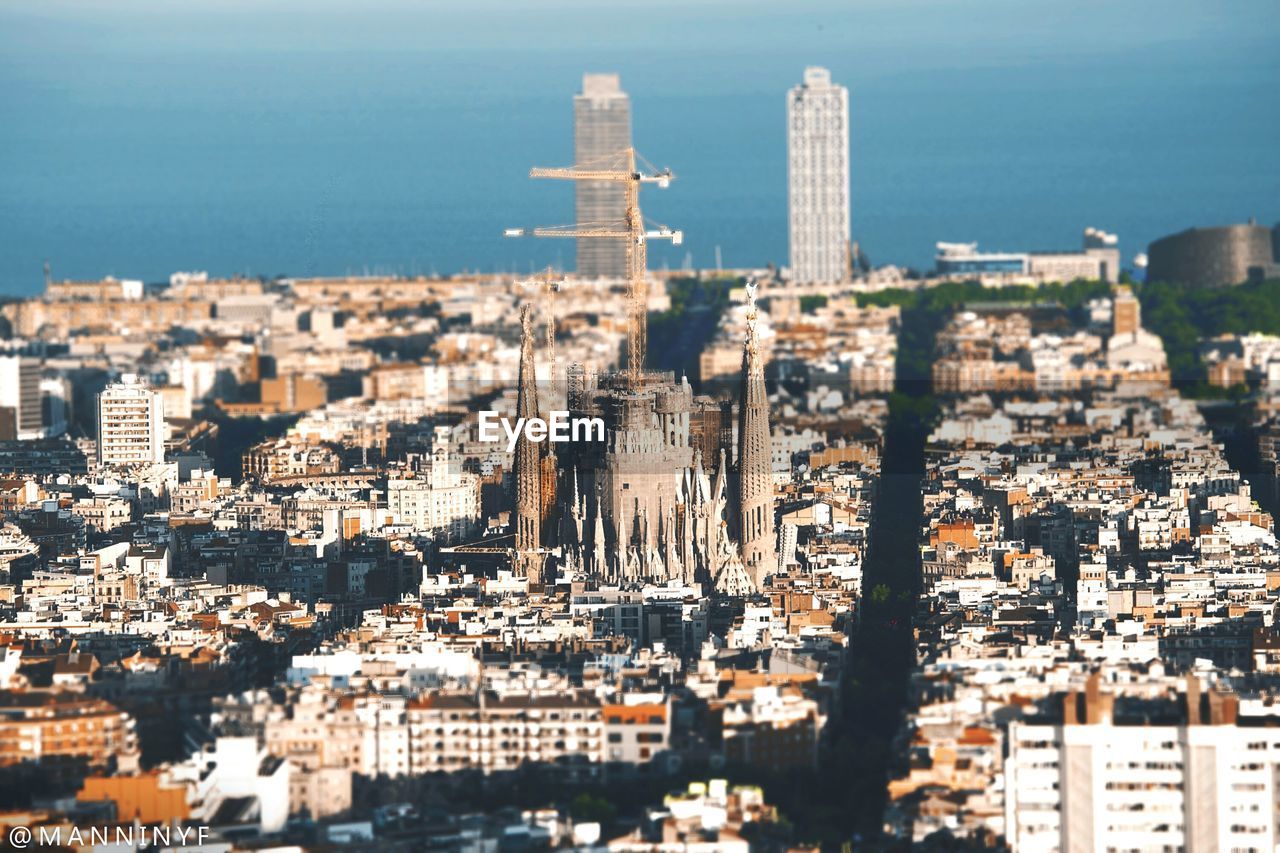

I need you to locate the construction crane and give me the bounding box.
[506,147,681,386]
[517,265,565,371]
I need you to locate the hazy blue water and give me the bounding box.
[1,0,1277,295]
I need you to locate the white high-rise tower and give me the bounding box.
[97,374,165,466]
[787,67,851,284]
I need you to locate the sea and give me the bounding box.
[1,0,1277,296]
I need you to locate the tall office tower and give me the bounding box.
[736,287,775,589]
[787,66,851,284]
[97,374,165,466]
[0,355,43,440]
[513,305,543,582]
[574,73,632,278]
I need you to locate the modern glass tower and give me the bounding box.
[787,67,851,284]
[573,73,632,279]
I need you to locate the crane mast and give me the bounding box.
[517,265,564,372]
[509,147,680,386]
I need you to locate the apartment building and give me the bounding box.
[603,700,671,767]
[71,497,132,534]
[97,374,165,466]
[406,691,605,779]
[1006,676,1280,852]
[719,684,824,770]
[0,691,139,772]
[256,687,608,781]
[385,429,480,542]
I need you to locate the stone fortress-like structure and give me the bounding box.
[514,285,775,595]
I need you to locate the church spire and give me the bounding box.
[591,483,607,575]
[514,303,543,583]
[736,281,774,590]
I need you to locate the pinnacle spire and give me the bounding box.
[514,303,543,582]
[737,280,774,590]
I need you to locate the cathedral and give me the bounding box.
[511,285,775,594]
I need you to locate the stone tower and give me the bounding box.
[736,283,775,589]
[514,304,543,582]
[1112,285,1140,338]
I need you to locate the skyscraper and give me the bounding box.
[97,374,165,466]
[573,73,632,279]
[787,67,851,284]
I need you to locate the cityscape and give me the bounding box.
[2,1,1280,851]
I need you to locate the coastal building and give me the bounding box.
[787,67,851,284]
[45,275,144,302]
[935,227,1121,283]
[1146,221,1280,288]
[573,73,632,279]
[1,289,213,338]
[934,243,1026,277]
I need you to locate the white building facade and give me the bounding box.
[1006,689,1280,852]
[386,428,480,542]
[97,374,165,466]
[0,355,44,440]
[787,67,851,284]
